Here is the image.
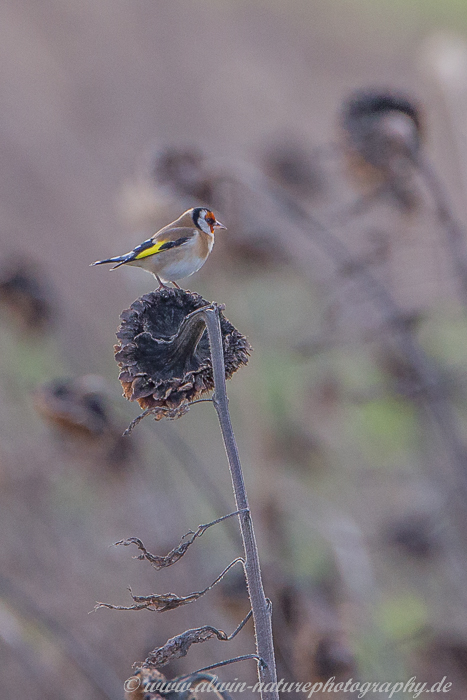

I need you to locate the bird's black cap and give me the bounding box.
[192,207,209,230]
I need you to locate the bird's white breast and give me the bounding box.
[159,231,214,281]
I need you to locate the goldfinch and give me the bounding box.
[91,207,226,287]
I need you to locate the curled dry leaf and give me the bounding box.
[144,626,229,668]
[95,558,244,613]
[114,513,242,570]
[96,587,203,613]
[115,535,195,569]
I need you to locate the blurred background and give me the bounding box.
[3,0,467,697]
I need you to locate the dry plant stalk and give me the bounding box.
[107,289,278,700]
[181,303,279,698]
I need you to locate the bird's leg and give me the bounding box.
[171,281,181,289]
[156,274,170,290]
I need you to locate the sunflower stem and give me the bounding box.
[189,304,278,700]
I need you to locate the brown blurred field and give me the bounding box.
[3,1,467,698]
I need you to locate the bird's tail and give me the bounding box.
[90,254,132,269]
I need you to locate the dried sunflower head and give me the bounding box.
[340,90,422,210]
[125,667,165,699]
[127,668,234,700]
[0,259,55,335]
[34,375,111,438]
[341,89,422,171]
[34,375,137,469]
[115,288,250,420]
[151,145,214,203]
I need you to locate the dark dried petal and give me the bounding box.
[115,288,250,420]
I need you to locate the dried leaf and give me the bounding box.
[144,626,228,667]
[142,608,254,669]
[95,558,244,613]
[114,513,243,570]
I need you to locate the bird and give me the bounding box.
[91,207,226,288]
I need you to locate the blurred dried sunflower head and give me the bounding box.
[340,89,423,210]
[0,259,55,335]
[151,145,214,204]
[34,375,111,438]
[125,667,165,700]
[261,136,324,199]
[115,288,250,420]
[341,89,422,171]
[128,668,234,700]
[34,375,136,470]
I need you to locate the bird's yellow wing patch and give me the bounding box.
[134,236,191,259]
[134,241,164,259]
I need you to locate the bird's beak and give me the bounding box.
[214,220,227,230]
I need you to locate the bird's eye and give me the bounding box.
[205,212,215,225]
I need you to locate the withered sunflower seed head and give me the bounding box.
[114,288,251,420]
